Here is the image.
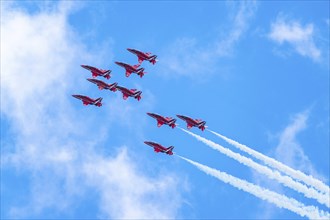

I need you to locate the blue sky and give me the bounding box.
[1,1,329,219]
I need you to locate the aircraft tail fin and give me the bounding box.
[95,97,103,105]
[138,71,146,78]
[166,146,174,153]
[199,124,207,131]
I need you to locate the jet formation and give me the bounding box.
[72,48,206,156]
[72,48,157,106]
[145,113,206,155]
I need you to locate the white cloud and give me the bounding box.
[216,0,257,56]
[1,2,184,219]
[326,19,330,27]
[274,111,327,183]
[159,1,257,80]
[268,16,321,61]
[159,38,216,79]
[83,148,182,219]
[252,110,329,218]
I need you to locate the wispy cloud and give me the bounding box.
[252,110,330,218]
[83,148,182,219]
[159,1,257,80]
[159,38,216,80]
[275,111,328,184]
[1,2,184,218]
[216,0,257,56]
[268,15,321,61]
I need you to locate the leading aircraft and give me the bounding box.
[127,48,158,65]
[87,78,117,92]
[116,85,142,101]
[72,95,103,107]
[81,65,111,79]
[144,141,174,155]
[176,114,206,131]
[115,61,146,78]
[147,112,176,128]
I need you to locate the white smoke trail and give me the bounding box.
[208,129,330,196]
[179,128,330,208]
[177,155,330,219]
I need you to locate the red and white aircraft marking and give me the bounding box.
[115,85,142,101]
[176,114,206,131]
[87,78,117,92]
[144,141,174,155]
[115,61,146,78]
[127,48,157,65]
[81,65,111,79]
[147,112,176,128]
[72,95,103,107]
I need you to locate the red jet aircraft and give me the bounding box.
[72,95,103,107]
[144,141,174,155]
[127,48,158,65]
[147,112,176,128]
[81,65,111,79]
[115,61,146,78]
[176,114,206,131]
[87,78,117,92]
[115,85,142,101]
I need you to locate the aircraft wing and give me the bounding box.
[116,85,126,92]
[72,95,96,106]
[147,112,159,119]
[126,71,131,77]
[144,141,162,149]
[157,121,164,127]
